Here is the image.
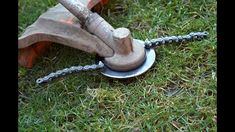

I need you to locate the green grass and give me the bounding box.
[18,0,217,131]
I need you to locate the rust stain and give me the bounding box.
[60,16,75,24]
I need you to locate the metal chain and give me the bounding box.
[144,31,209,48]
[36,31,208,84]
[36,61,104,84]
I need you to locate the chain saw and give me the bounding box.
[18,0,208,84]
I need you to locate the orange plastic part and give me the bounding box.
[18,42,51,68]
[18,0,110,68]
[100,0,109,4]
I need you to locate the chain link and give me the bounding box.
[144,31,209,48]
[36,61,104,84]
[36,31,208,84]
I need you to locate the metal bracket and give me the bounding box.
[18,4,114,57]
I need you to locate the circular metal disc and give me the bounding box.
[100,47,156,79]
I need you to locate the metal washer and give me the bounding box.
[100,47,156,79]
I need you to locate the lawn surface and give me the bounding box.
[18,0,217,131]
